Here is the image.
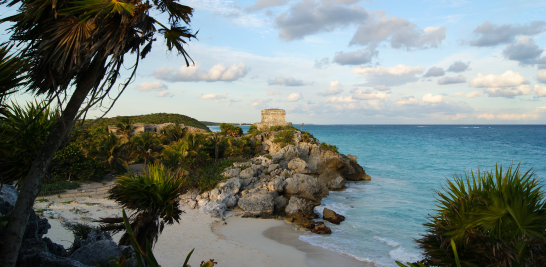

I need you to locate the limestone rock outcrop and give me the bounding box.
[322,208,346,225]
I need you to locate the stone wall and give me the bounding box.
[253,109,292,130]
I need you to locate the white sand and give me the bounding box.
[35,194,367,267]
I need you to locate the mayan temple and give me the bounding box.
[253,108,292,130]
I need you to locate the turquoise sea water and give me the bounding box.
[298,125,546,266]
[210,125,546,266]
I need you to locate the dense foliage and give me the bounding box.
[50,143,105,182]
[320,142,338,153]
[83,113,210,131]
[220,123,243,137]
[418,164,546,267]
[0,101,59,187]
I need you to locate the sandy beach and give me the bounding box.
[34,190,367,267]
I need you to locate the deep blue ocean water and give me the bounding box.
[210,125,546,266]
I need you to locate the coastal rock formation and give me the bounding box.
[322,208,346,225]
[0,185,135,267]
[310,222,331,235]
[196,125,371,235]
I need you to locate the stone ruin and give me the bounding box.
[108,123,207,137]
[253,109,292,131]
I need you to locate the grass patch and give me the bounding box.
[36,199,49,203]
[61,200,74,204]
[39,180,80,196]
[83,203,100,206]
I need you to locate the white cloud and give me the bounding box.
[538,69,546,83]
[245,0,288,12]
[466,91,482,98]
[267,91,281,95]
[156,91,173,97]
[286,92,303,102]
[351,64,424,86]
[470,70,526,88]
[333,48,377,65]
[250,98,272,109]
[153,62,248,82]
[350,10,447,51]
[136,82,167,92]
[319,80,344,96]
[484,85,532,98]
[423,66,445,77]
[438,75,467,85]
[502,36,545,65]
[450,92,465,97]
[201,93,228,100]
[268,76,305,86]
[469,21,546,47]
[447,60,470,73]
[275,1,367,41]
[325,96,357,103]
[374,85,391,91]
[396,96,419,105]
[352,89,391,100]
[422,93,444,103]
[533,84,546,97]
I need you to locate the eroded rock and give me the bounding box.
[237,192,274,217]
[284,174,328,203]
[322,208,345,225]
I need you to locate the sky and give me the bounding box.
[5,0,546,124]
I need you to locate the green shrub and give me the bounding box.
[196,158,246,191]
[0,101,59,187]
[320,142,338,153]
[247,124,261,136]
[39,180,80,195]
[50,143,106,182]
[273,129,295,148]
[220,123,243,137]
[417,164,546,266]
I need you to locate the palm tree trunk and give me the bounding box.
[0,55,104,267]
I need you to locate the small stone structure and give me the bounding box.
[108,123,207,137]
[253,109,292,130]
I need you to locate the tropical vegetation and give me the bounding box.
[0,0,198,264]
[416,164,546,267]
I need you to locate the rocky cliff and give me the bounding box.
[181,129,371,231]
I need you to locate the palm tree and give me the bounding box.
[160,124,187,143]
[91,133,128,173]
[0,0,197,264]
[417,164,546,266]
[131,132,161,166]
[0,45,28,110]
[210,133,222,162]
[104,164,187,249]
[115,117,134,141]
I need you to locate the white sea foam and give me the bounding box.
[389,247,421,263]
[373,236,400,247]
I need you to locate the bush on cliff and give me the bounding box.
[273,128,296,148]
[417,164,546,266]
[320,142,338,153]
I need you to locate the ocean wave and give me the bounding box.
[373,236,400,247]
[389,247,422,263]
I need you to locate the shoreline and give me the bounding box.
[38,194,369,267]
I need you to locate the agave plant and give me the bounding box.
[418,164,546,267]
[105,164,187,249]
[0,101,59,187]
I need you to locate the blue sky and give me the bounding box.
[7,0,546,124]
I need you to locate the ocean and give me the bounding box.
[209,125,546,266]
